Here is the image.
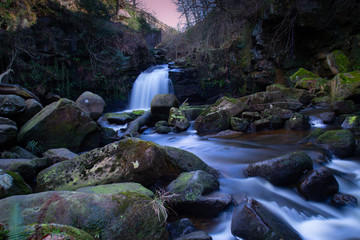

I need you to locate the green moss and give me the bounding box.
[132,110,145,116]
[25,224,94,240]
[331,50,350,73]
[5,171,31,194]
[77,183,155,198]
[338,71,360,84]
[290,68,320,82]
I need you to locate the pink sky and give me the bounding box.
[140,0,183,28]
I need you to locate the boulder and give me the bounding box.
[265,84,314,106]
[9,146,37,159]
[0,169,31,199]
[245,152,313,186]
[330,71,360,101]
[195,97,248,134]
[76,182,154,198]
[0,94,26,117]
[99,124,118,145]
[168,218,197,239]
[24,224,94,240]
[262,107,293,122]
[151,94,179,121]
[174,231,212,240]
[297,170,339,201]
[75,91,106,121]
[168,107,190,131]
[290,68,322,83]
[36,138,184,191]
[341,115,360,129]
[0,159,37,183]
[43,148,78,163]
[332,100,357,115]
[330,193,358,208]
[17,99,43,126]
[285,113,311,131]
[231,196,301,240]
[319,111,336,124]
[0,117,17,148]
[103,112,135,125]
[18,98,100,152]
[207,130,244,138]
[327,50,350,74]
[155,120,172,134]
[242,111,261,121]
[253,116,282,131]
[181,105,207,121]
[231,117,249,132]
[290,68,327,92]
[0,191,167,240]
[314,129,356,158]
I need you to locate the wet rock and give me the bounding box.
[0,117,17,148]
[285,113,311,131]
[181,105,207,121]
[0,169,31,199]
[17,99,43,126]
[8,146,37,159]
[168,218,197,239]
[207,130,244,138]
[231,196,302,240]
[0,159,37,183]
[330,72,360,101]
[24,223,94,240]
[151,94,179,121]
[168,107,190,131]
[155,120,172,134]
[36,138,185,191]
[242,111,261,121]
[265,84,314,106]
[195,97,248,134]
[262,107,293,122]
[0,191,167,240]
[332,100,357,115]
[0,94,26,117]
[297,170,339,201]
[299,128,324,144]
[103,112,135,125]
[231,117,249,132]
[290,68,327,92]
[330,193,358,208]
[319,111,336,124]
[75,91,106,121]
[314,129,356,158]
[327,50,350,75]
[99,125,118,145]
[18,98,100,152]
[341,115,360,129]
[174,231,212,240]
[245,151,313,186]
[43,148,78,163]
[76,182,154,198]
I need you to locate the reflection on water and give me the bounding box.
[141,123,360,240]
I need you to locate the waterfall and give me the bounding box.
[128,65,173,110]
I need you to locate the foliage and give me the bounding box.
[148,189,178,226]
[7,202,27,240]
[25,140,42,156]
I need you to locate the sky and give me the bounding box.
[139,0,183,29]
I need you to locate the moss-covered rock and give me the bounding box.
[285,113,311,131]
[327,50,350,74]
[168,107,190,132]
[155,120,172,134]
[231,117,249,132]
[76,182,154,198]
[0,191,167,240]
[0,169,31,199]
[151,94,179,121]
[195,97,248,134]
[17,98,100,152]
[103,112,135,125]
[290,68,321,82]
[330,71,360,101]
[181,105,208,121]
[341,115,360,129]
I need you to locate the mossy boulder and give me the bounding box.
[103,112,135,125]
[314,129,356,158]
[36,138,183,191]
[43,148,78,163]
[0,117,17,148]
[17,98,100,152]
[231,117,249,132]
[290,68,320,82]
[0,159,37,183]
[290,68,328,93]
[76,91,106,121]
[168,107,190,132]
[155,120,172,134]
[327,50,350,74]
[330,71,360,100]
[0,94,26,118]
[245,152,313,186]
[0,169,31,199]
[77,182,154,198]
[341,115,360,129]
[0,191,167,240]
[181,105,208,121]
[151,94,179,121]
[195,97,248,134]
[285,113,311,131]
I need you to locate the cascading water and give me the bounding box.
[128,65,173,110]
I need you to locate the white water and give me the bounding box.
[128,65,173,110]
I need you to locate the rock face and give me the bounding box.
[297,170,339,201]
[36,138,185,191]
[231,196,301,240]
[195,97,248,134]
[18,98,100,152]
[75,91,106,121]
[0,169,32,199]
[168,107,190,131]
[0,191,167,240]
[151,94,179,121]
[314,129,356,158]
[0,117,17,148]
[245,152,313,186]
[0,94,26,117]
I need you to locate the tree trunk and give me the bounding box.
[122,110,151,138]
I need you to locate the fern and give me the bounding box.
[7,202,27,240]
[25,140,43,156]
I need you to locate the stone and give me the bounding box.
[285,113,311,131]
[0,159,37,183]
[43,148,78,163]
[231,117,249,132]
[103,112,135,125]
[0,169,31,199]
[151,94,179,121]
[314,129,356,158]
[195,97,248,134]
[341,115,360,129]
[290,68,327,92]
[242,111,261,121]
[9,146,37,159]
[0,94,26,117]
[0,117,17,148]
[181,105,207,121]
[330,193,358,208]
[75,91,106,121]
[262,107,293,122]
[231,196,301,240]
[332,100,357,115]
[17,99,43,126]
[174,231,212,240]
[290,68,322,83]
[330,71,360,101]
[18,98,100,152]
[297,170,339,201]
[245,152,313,186]
[36,138,184,191]
[207,130,244,138]
[168,107,190,131]
[168,218,197,239]
[76,182,154,198]
[319,111,336,124]
[327,50,350,74]
[0,191,167,240]
[99,124,118,145]
[155,120,172,134]
[24,223,94,240]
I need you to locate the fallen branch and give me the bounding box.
[123,110,151,138]
[0,69,13,83]
[0,83,40,102]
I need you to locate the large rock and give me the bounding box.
[75,91,106,121]
[18,98,100,152]
[103,112,135,125]
[341,115,360,129]
[43,148,78,163]
[195,97,248,134]
[231,196,301,240]
[245,152,313,186]
[24,224,94,240]
[151,94,179,121]
[17,99,43,126]
[36,138,184,191]
[290,68,327,92]
[285,113,311,131]
[0,158,37,183]
[314,129,356,158]
[0,191,167,240]
[330,71,360,100]
[0,117,17,148]
[297,170,339,201]
[327,50,350,74]
[168,107,190,131]
[332,100,357,115]
[0,94,26,117]
[0,169,31,199]
[8,146,37,159]
[231,117,249,132]
[330,193,358,208]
